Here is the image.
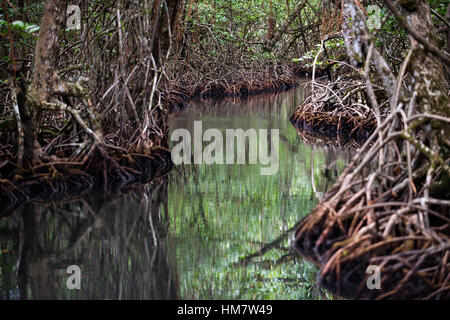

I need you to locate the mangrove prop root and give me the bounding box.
[293,103,450,299]
[163,67,298,112]
[0,148,173,218]
[290,78,385,140]
[293,0,449,299]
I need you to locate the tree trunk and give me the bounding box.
[403,0,450,198]
[19,0,68,164]
[267,0,274,40]
[28,0,67,103]
[153,0,180,65]
[264,1,307,51]
[406,1,450,140]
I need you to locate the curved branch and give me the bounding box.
[382,0,450,66]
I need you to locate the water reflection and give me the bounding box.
[1,82,353,300]
[167,82,352,299]
[0,180,178,300]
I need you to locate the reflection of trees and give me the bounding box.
[311,145,352,198]
[234,220,330,300]
[235,141,351,268]
[0,179,178,300]
[173,85,298,119]
[293,126,364,151]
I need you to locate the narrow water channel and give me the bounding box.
[0,81,352,300]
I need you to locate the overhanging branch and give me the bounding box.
[382,0,450,66]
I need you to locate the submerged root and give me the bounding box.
[294,126,363,151]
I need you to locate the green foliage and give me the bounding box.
[428,0,449,16]
[0,16,40,65]
[185,0,299,63]
[0,18,40,37]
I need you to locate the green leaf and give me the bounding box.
[11,20,25,30]
[25,24,40,33]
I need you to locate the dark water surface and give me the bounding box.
[0,81,352,300]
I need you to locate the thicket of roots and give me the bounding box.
[0,148,172,217]
[162,57,298,112]
[1,0,305,195]
[291,78,388,140]
[0,1,177,210]
[294,108,450,299]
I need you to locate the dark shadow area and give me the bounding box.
[0,178,179,300]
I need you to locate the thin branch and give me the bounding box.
[382,0,450,66]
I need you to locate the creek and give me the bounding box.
[0,80,352,300]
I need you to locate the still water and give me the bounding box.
[0,81,352,300]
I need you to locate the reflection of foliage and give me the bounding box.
[167,86,350,299]
[1,85,351,300]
